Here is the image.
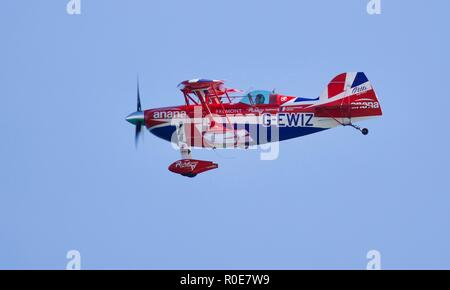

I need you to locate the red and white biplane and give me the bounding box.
[126,73,382,177]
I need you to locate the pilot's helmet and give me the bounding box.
[256,94,265,104]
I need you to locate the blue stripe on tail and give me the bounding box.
[352,72,369,88]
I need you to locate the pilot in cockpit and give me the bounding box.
[255,94,265,105]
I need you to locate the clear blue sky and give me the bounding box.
[1,0,449,269]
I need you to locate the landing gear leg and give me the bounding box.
[348,123,369,135]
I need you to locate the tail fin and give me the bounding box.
[316,72,382,119]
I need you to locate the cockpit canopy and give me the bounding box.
[239,90,272,105]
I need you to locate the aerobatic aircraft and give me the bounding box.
[126,72,382,177]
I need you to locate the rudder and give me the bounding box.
[316,72,382,119]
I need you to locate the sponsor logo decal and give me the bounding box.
[215,109,243,114]
[175,160,198,171]
[352,85,369,95]
[247,107,264,114]
[153,110,187,119]
[352,98,380,109]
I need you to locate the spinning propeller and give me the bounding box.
[126,79,145,147]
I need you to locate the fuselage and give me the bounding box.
[143,101,373,148]
[127,72,382,149]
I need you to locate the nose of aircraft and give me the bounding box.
[125,111,144,125]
